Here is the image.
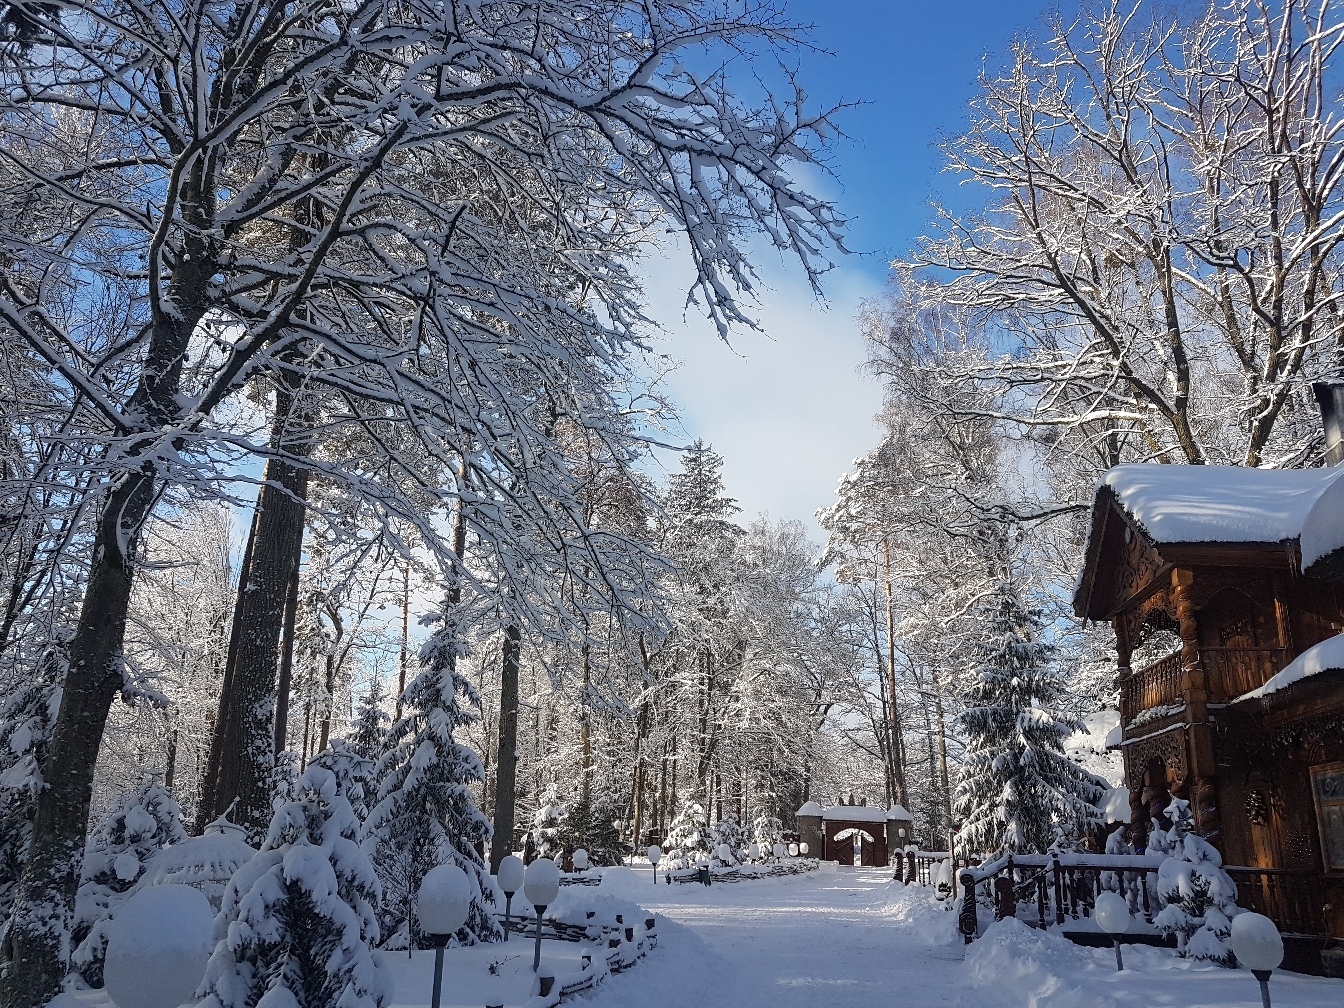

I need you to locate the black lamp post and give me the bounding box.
[497,854,524,942]
[523,857,560,974]
[417,864,472,1008]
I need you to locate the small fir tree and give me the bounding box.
[562,795,626,866]
[751,813,784,858]
[710,812,746,864]
[270,749,301,810]
[348,678,391,764]
[311,739,374,825]
[363,599,501,949]
[1153,797,1241,963]
[530,784,565,859]
[0,635,66,922]
[664,794,713,869]
[70,779,188,986]
[198,763,385,1008]
[954,579,1107,855]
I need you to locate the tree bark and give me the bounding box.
[489,622,521,872]
[273,562,301,756]
[198,384,311,838]
[882,541,909,808]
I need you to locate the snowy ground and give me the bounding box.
[574,866,1344,1008]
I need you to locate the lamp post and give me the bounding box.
[104,884,215,1008]
[524,857,560,974]
[417,864,473,1008]
[788,842,798,857]
[1230,912,1285,1008]
[647,845,662,883]
[573,848,589,873]
[1093,891,1131,971]
[497,854,525,942]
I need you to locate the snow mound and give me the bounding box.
[102,885,214,1008]
[878,882,960,946]
[548,887,648,930]
[1064,709,1124,787]
[964,918,1118,1008]
[596,864,646,896]
[138,828,256,908]
[1235,633,1344,701]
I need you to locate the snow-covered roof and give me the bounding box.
[1101,464,1344,550]
[1234,633,1344,702]
[821,805,889,823]
[888,804,912,821]
[795,801,825,818]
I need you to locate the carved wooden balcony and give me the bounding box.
[1200,646,1290,703]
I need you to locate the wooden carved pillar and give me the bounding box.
[1270,572,1295,652]
[1172,568,1219,844]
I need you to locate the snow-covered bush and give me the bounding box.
[135,815,256,909]
[1153,798,1240,963]
[562,795,626,867]
[955,578,1107,855]
[71,779,187,987]
[197,763,385,1008]
[270,749,301,810]
[664,796,713,869]
[0,634,65,922]
[364,598,500,949]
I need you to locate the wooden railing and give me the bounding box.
[1225,867,1340,938]
[1121,651,1183,724]
[1200,647,1290,702]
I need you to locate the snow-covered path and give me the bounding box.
[582,867,964,1008]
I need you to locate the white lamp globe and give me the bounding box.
[104,885,215,1008]
[788,843,799,857]
[772,843,785,859]
[716,844,732,862]
[1230,912,1284,972]
[524,856,561,908]
[1093,891,1131,935]
[747,842,760,860]
[800,842,809,855]
[497,854,525,895]
[417,863,473,937]
[647,845,662,865]
[572,848,589,871]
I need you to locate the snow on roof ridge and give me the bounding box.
[1234,633,1344,702]
[795,801,825,817]
[887,804,911,820]
[1102,463,1344,547]
[819,805,889,822]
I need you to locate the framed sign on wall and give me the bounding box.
[1311,762,1344,874]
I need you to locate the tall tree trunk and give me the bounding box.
[273,563,300,756]
[199,383,311,837]
[489,622,521,873]
[882,542,909,808]
[580,645,591,806]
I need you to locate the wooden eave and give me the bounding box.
[1223,668,1344,727]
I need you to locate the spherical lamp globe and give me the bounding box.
[1230,912,1284,972]
[647,845,662,866]
[523,856,561,909]
[1094,892,1131,935]
[572,848,589,871]
[417,863,473,939]
[498,854,525,896]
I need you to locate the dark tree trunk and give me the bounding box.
[198,386,311,838]
[489,623,521,873]
[273,562,301,756]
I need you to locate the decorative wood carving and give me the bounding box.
[1113,520,1164,611]
[1124,728,1188,794]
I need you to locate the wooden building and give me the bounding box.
[1073,423,1344,973]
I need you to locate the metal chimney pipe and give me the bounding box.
[1313,382,1344,466]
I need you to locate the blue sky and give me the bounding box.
[646,1,1052,544]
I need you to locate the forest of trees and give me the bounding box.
[3,0,1344,1004]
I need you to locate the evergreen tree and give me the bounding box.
[954,579,1107,855]
[710,812,746,864]
[198,763,384,1008]
[751,813,785,858]
[70,779,187,986]
[530,784,565,859]
[1153,797,1241,963]
[270,749,301,810]
[311,739,373,826]
[363,599,501,949]
[348,677,391,764]
[0,636,65,921]
[563,793,626,867]
[663,794,713,869]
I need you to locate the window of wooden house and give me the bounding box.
[1311,762,1344,874]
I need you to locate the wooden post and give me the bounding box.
[1172,567,1220,843]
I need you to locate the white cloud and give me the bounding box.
[638,242,886,546]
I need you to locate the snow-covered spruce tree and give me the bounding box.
[270,750,301,811]
[561,795,626,867]
[70,780,187,987]
[1154,797,1241,963]
[364,601,500,949]
[0,636,65,923]
[197,762,383,1008]
[752,813,785,857]
[530,784,565,859]
[954,578,1107,855]
[348,678,391,765]
[664,795,713,869]
[711,812,746,864]
[310,740,374,827]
